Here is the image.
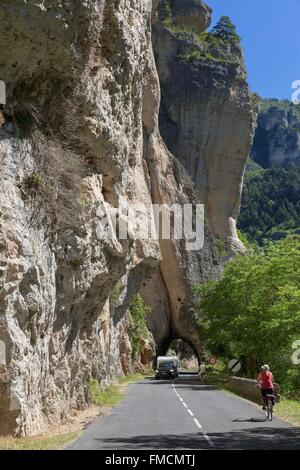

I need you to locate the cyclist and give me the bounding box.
[257,364,275,410]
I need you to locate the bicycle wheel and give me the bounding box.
[267,400,273,421]
[265,404,269,420]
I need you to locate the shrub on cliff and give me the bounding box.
[157,0,172,27]
[128,294,151,359]
[211,15,240,42]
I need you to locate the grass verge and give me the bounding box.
[119,373,145,384]
[275,400,300,427]
[89,373,145,406]
[0,432,80,451]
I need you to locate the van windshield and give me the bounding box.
[159,362,174,369]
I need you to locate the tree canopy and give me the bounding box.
[194,237,300,397]
[211,16,240,42]
[239,163,300,244]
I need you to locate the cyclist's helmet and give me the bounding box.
[261,364,270,371]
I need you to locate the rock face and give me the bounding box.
[0,0,252,436]
[251,100,300,167]
[171,339,199,369]
[153,2,256,254]
[0,0,162,436]
[170,0,212,33]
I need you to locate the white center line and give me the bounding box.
[172,380,215,448]
[203,433,216,448]
[193,418,202,429]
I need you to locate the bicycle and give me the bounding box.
[264,393,275,421]
[256,383,275,421]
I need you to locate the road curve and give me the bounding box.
[68,374,300,450]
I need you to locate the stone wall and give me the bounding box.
[228,377,280,404]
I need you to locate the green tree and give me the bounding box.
[158,0,172,27]
[194,237,300,395]
[239,163,300,243]
[211,15,240,42]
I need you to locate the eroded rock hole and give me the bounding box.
[166,339,199,371]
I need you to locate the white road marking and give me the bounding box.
[172,379,215,448]
[193,418,202,429]
[203,434,216,448]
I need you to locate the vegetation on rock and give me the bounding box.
[161,12,244,70]
[211,15,241,42]
[23,172,44,191]
[249,92,262,114]
[128,294,151,359]
[157,0,172,28]
[260,98,300,120]
[88,379,122,407]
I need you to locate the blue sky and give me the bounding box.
[207,0,300,99]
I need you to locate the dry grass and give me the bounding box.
[0,432,80,451]
[10,80,88,231]
[276,400,300,427]
[20,129,85,229]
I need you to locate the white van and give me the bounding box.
[155,356,179,379]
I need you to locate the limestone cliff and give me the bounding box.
[153,0,256,254]
[0,0,162,436]
[0,0,253,436]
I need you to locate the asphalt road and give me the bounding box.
[69,374,300,450]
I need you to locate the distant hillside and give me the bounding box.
[239,99,300,244]
[251,99,300,168]
[239,162,300,243]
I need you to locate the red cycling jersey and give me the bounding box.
[259,370,274,389]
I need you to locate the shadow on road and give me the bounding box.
[137,379,216,390]
[232,418,267,423]
[173,384,217,391]
[95,426,300,450]
[94,432,211,450]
